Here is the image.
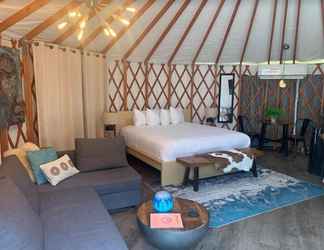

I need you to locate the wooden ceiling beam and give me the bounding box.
[268,0,278,64]
[101,0,155,54]
[239,0,259,65]
[192,0,225,65]
[292,0,301,64]
[279,0,289,64]
[168,0,208,64]
[23,1,82,41]
[144,0,191,64]
[215,0,241,65]
[0,0,50,33]
[122,0,175,61]
[79,0,134,49]
[53,0,113,44]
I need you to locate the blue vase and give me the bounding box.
[152,191,173,213]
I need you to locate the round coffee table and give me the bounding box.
[137,198,209,250]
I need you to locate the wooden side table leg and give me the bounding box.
[193,167,199,192]
[183,167,190,186]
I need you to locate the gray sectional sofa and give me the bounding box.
[0,137,142,250]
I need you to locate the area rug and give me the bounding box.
[151,169,324,228]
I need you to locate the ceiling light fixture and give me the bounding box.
[57,0,135,41]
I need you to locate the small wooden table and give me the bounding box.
[177,148,263,192]
[259,120,290,156]
[137,198,208,250]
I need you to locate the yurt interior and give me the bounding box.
[1,1,324,250]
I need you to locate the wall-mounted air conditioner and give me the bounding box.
[258,64,307,79]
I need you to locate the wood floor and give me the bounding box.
[112,151,324,250]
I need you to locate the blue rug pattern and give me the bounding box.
[160,169,324,228]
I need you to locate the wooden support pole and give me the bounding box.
[22,43,37,143]
[0,128,9,159]
[144,0,190,64]
[239,0,259,65]
[144,63,149,108]
[321,0,324,40]
[167,63,172,108]
[190,64,195,121]
[192,0,225,64]
[268,0,278,64]
[101,0,155,54]
[122,60,128,110]
[215,0,241,65]
[168,0,208,65]
[23,1,82,41]
[293,0,301,63]
[279,0,289,64]
[122,0,175,61]
[0,0,50,33]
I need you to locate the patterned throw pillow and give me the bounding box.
[40,155,79,186]
[27,148,58,185]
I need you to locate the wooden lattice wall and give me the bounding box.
[0,39,39,159]
[107,61,256,129]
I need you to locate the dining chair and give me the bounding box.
[238,115,260,147]
[288,118,314,155]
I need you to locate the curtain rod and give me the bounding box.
[31,41,105,58]
[0,36,106,58]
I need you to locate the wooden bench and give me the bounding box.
[176,148,264,192]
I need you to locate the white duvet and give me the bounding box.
[121,122,250,161]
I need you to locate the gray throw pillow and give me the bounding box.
[75,137,128,172]
[0,177,43,250]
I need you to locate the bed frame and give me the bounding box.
[103,110,226,186]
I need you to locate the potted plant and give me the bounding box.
[265,107,284,124]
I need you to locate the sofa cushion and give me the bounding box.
[27,148,58,185]
[75,137,128,172]
[1,155,40,214]
[37,166,141,196]
[0,177,43,250]
[40,187,128,250]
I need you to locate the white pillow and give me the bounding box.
[133,109,146,126]
[170,107,184,124]
[40,155,79,186]
[146,109,160,126]
[160,109,171,126]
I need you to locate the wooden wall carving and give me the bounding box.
[0,39,38,159]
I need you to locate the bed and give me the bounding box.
[104,111,250,186]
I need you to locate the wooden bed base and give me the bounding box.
[127,146,225,186]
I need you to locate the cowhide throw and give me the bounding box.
[209,150,254,173]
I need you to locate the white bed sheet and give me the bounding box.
[121,122,251,161]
